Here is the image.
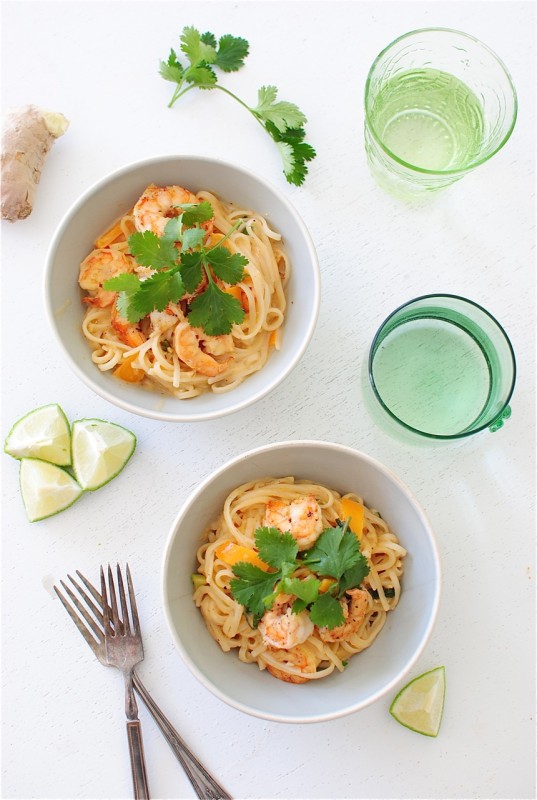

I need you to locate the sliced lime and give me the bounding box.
[20,458,83,522]
[4,404,71,465]
[389,666,446,737]
[71,419,136,491]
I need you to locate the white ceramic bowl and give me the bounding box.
[44,156,320,422]
[162,440,441,723]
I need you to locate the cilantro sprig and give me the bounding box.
[229,520,370,629]
[103,202,248,336]
[160,26,316,186]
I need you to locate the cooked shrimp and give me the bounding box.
[110,304,145,347]
[317,588,370,643]
[173,319,234,378]
[79,248,135,308]
[263,496,323,550]
[133,183,197,236]
[148,308,179,338]
[259,595,314,650]
[266,644,317,684]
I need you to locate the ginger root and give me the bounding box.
[1,105,69,222]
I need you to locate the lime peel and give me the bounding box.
[4,403,71,465]
[389,666,446,737]
[20,458,83,522]
[71,418,136,491]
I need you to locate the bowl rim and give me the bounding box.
[43,154,321,422]
[161,439,442,723]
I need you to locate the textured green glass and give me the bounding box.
[364,29,517,199]
[368,295,516,440]
[368,68,485,172]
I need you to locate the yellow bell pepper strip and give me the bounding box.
[340,498,365,536]
[319,577,336,593]
[113,354,145,383]
[95,220,124,248]
[215,540,270,571]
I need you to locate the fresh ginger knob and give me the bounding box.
[1,104,69,222]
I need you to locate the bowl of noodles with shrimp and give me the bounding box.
[162,440,441,723]
[44,155,320,421]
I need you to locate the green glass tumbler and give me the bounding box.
[368,295,516,440]
[364,28,518,199]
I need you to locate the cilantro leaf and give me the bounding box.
[181,201,214,227]
[159,49,184,83]
[265,121,317,186]
[128,231,178,269]
[200,31,217,49]
[181,227,206,252]
[103,274,142,323]
[103,273,141,293]
[162,217,184,242]
[162,27,315,186]
[280,576,320,605]
[115,292,138,323]
[204,246,247,284]
[308,592,345,629]
[215,34,249,72]
[338,554,370,597]
[254,526,298,569]
[254,85,307,133]
[185,65,217,88]
[179,252,204,293]
[187,279,244,335]
[131,270,185,319]
[180,26,217,66]
[230,562,279,623]
[302,522,361,580]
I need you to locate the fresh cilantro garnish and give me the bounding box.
[303,519,370,600]
[229,520,370,629]
[188,277,244,336]
[103,202,247,336]
[229,562,277,622]
[308,592,345,629]
[160,26,316,186]
[254,526,298,568]
[302,520,361,579]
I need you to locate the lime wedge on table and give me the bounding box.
[4,404,71,465]
[20,458,83,522]
[390,666,446,737]
[71,419,136,490]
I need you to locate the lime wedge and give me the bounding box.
[389,666,446,737]
[20,458,83,522]
[4,404,71,465]
[71,419,136,491]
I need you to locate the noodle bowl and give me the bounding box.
[193,477,406,683]
[45,156,320,422]
[79,188,290,397]
[162,440,440,722]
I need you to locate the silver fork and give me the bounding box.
[100,564,150,799]
[54,567,231,800]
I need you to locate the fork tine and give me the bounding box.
[126,563,141,636]
[107,564,121,634]
[76,569,103,608]
[67,573,104,629]
[60,578,104,642]
[54,582,101,656]
[101,565,112,635]
[116,563,130,635]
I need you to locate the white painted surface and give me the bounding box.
[1,2,535,798]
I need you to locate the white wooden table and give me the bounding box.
[1,2,535,798]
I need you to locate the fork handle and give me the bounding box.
[127,720,150,800]
[133,673,231,799]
